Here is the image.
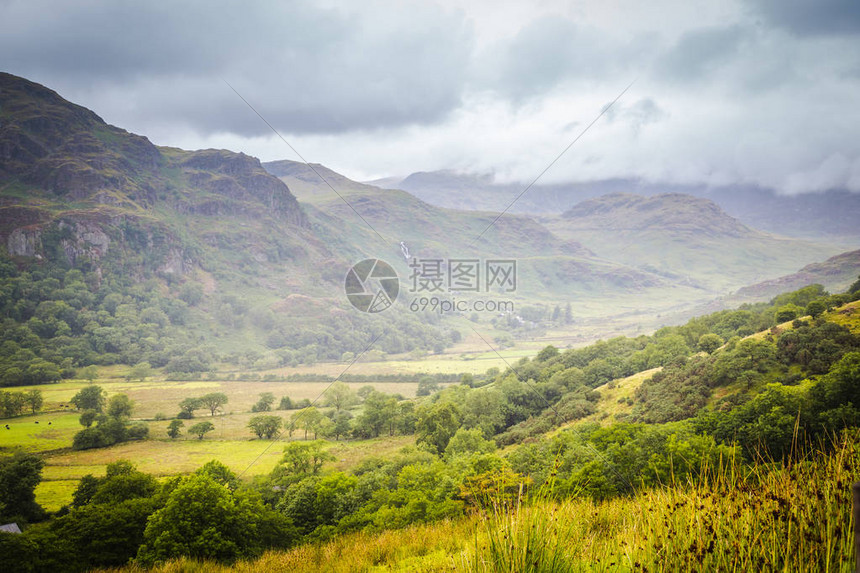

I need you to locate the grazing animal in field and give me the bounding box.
[34,421,39,424]
[48,422,52,425]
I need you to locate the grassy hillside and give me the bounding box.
[0,73,465,374]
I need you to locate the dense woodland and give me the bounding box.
[2,278,860,570]
[0,250,458,387]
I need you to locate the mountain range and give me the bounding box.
[382,170,860,240]
[1,71,858,361]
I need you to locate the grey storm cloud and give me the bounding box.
[1,0,858,194]
[655,25,750,82]
[476,16,610,100]
[745,0,860,36]
[0,0,474,136]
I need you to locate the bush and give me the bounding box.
[126,423,149,440]
[73,427,113,450]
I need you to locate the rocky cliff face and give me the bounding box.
[172,149,307,226]
[0,73,309,278]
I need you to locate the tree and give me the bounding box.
[178,397,200,419]
[292,407,323,439]
[462,388,506,438]
[0,391,26,417]
[352,391,392,438]
[806,300,827,319]
[323,381,357,412]
[0,451,46,523]
[331,411,353,441]
[188,421,215,440]
[774,305,800,324]
[416,377,440,396]
[357,385,375,401]
[251,392,275,413]
[697,333,724,355]
[248,415,282,439]
[278,396,294,410]
[199,392,228,416]
[136,474,295,565]
[79,410,98,428]
[107,394,134,419]
[23,389,43,414]
[71,385,106,412]
[127,362,152,382]
[416,402,461,454]
[278,440,334,476]
[849,275,860,295]
[80,365,99,382]
[444,427,496,459]
[167,419,184,439]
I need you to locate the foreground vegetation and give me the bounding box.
[2,280,860,571]
[75,431,858,572]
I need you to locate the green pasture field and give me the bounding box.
[2,376,425,511]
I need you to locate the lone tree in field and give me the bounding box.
[178,397,200,419]
[188,421,215,440]
[199,393,228,416]
[278,440,334,475]
[167,420,184,439]
[71,385,106,412]
[292,407,323,440]
[248,415,282,439]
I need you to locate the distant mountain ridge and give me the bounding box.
[391,169,860,239]
[561,193,750,237]
[732,249,860,301]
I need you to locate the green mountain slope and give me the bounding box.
[0,73,459,375]
[266,160,718,317]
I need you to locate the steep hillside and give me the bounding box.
[0,73,457,373]
[0,72,310,281]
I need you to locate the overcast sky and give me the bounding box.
[3,0,860,193]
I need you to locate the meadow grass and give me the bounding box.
[35,434,416,509]
[0,412,81,452]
